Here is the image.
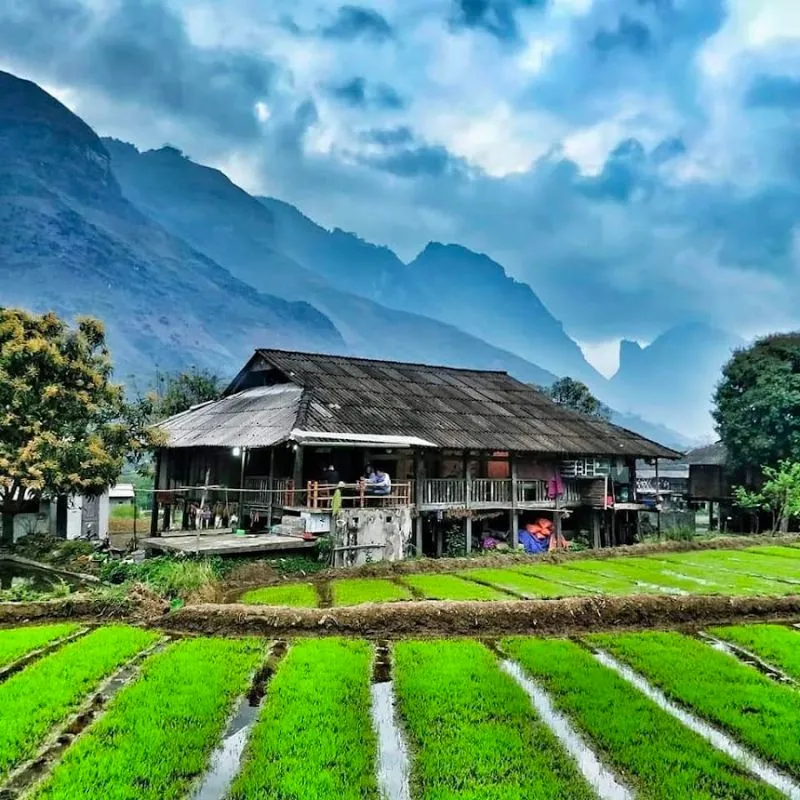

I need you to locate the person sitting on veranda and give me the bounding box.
[363,465,392,496]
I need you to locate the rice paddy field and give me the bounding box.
[5,621,800,798]
[239,543,800,607]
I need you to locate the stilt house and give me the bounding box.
[147,349,680,562]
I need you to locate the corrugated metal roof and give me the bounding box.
[158,384,302,448]
[254,350,680,458]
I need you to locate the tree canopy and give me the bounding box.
[713,334,800,472]
[545,377,612,421]
[0,309,158,543]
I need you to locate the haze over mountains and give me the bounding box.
[1,70,743,445]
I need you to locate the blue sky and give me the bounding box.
[2,0,799,374]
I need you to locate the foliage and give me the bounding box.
[545,377,612,420]
[0,624,80,669]
[590,630,800,775]
[330,577,414,606]
[110,503,139,519]
[240,583,318,607]
[0,309,161,544]
[34,637,263,800]
[99,556,219,600]
[401,573,510,601]
[713,333,800,472]
[711,624,800,682]
[505,637,780,800]
[127,367,222,426]
[0,577,72,602]
[734,460,800,532]
[7,533,96,570]
[229,639,378,800]
[393,639,595,799]
[0,625,156,780]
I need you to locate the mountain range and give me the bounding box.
[1,69,743,446]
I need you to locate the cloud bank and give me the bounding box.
[2,0,800,346]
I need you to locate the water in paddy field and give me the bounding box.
[191,698,260,800]
[370,681,411,800]
[501,660,633,800]
[594,650,800,800]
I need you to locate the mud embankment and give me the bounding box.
[157,594,800,639]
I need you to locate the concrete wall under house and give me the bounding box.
[333,507,413,567]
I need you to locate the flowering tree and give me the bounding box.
[0,309,159,544]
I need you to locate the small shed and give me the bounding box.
[687,443,730,501]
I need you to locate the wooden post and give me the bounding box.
[237,447,247,527]
[464,452,472,554]
[150,451,162,537]
[554,494,563,545]
[510,453,519,547]
[266,447,275,532]
[414,451,424,555]
[592,510,601,549]
[655,458,662,540]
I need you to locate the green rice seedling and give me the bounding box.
[541,564,643,594]
[504,637,780,800]
[569,558,724,593]
[589,630,800,776]
[562,560,680,593]
[510,563,603,593]
[457,568,585,598]
[659,549,800,583]
[0,624,81,669]
[746,546,800,561]
[393,639,595,799]
[240,582,318,607]
[331,577,413,606]
[710,625,800,680]
[34,637,264,800]
[705,552,800,583]
[229,638,377,800]
[0,625,157,781]
[400,573,511,600]
[646,555,792,595]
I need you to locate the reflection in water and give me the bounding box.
[191,699,260,800]
[371,681,411,800]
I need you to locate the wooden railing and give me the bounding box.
[471,478,512,506]
[306,481,413,509]
[420,479,467,507]
[419,478,583,509]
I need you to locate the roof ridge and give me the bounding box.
[257,347,511,376]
